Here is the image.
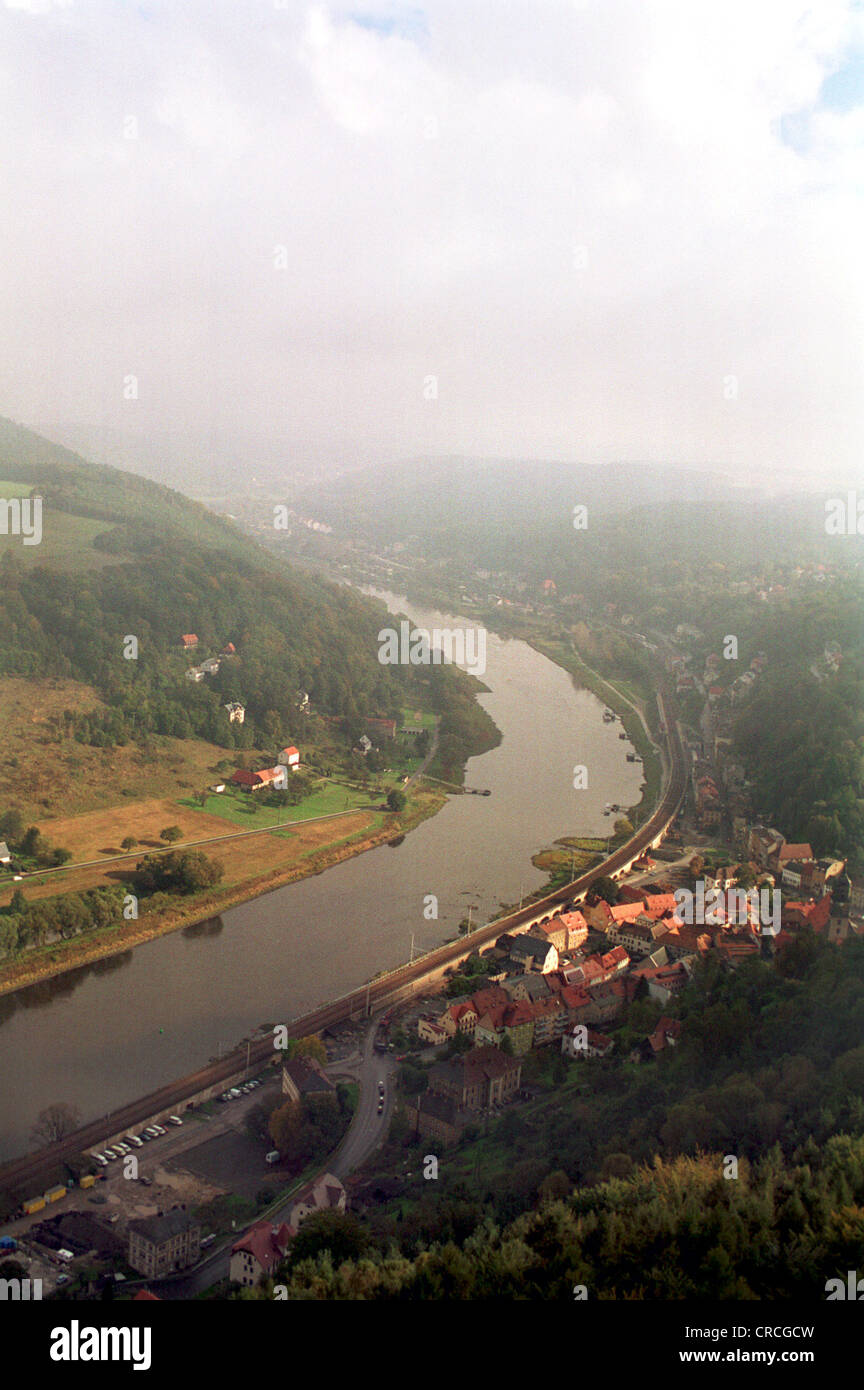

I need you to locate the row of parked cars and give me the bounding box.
[92,1116,183,1166]
[217,1078,262,1102]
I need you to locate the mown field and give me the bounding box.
[0,678,266,822]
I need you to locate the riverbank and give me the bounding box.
[0,786,447,998]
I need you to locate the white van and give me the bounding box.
[265,1150,280,1165]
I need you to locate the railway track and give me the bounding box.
[0,683,686,1204]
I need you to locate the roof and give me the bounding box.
[282,1055,335,1095]
[509,934,554,960]
[0,842,10,859]
[231,1220,293,1274]
[291,1172,345,1214]
[128,1209,199,1244]
[777,843,813,861]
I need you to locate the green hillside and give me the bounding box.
[0,417,499,759]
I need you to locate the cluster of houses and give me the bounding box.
[408,834,859,1143]
[228,1172,347,1288]
[229,746,301,793]
[228,1053,347,1287]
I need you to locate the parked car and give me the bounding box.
[94,1154,108,1167]
[103,1148,119,1161]
[151,1124,166,1135]
[168,1115,183,1126]
[126,1135,143,1148]
[56,1274,70,1286]
[138,1176,152,1187]
[200,1233,216,1249]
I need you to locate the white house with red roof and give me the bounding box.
[230,1220,294,1287]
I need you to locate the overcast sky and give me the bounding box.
[1,0,862,488]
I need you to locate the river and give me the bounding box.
[0,591,643,1160]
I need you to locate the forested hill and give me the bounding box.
[0,417,482,750]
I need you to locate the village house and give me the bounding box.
[287,1173,346,1230]
[229,1221,293,1288]
[127,1209,201,1279]
[501,973,552,1005]
[406,1090,467,1146]
[416,1015,449,1046]
[0,842,11,866]
[224,701,246,724]
[428,1045,522,1111]
[279,745,300,769]
[561,1025,615,1061]
[529,995,568,1046]
[181,634,198,650]
[281,1054,336,1103]
[199,657,221,675]
[230,766,286,793]
[185,666,205,682]
[507,934,559,974]
[441,1001,478,1036]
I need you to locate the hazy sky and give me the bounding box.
[1,0,862,487]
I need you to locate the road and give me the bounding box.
[150,1014,396,1298]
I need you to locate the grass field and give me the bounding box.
[0,479,35,496]
[0,511,119,569]
[177,780,382,829]
[0,677,270,822]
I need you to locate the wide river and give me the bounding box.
[0,592,643,1160]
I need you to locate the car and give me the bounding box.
[378,1081,385,1093]
[144,1127,159,1138]
[217,1093,229,1102]
[115,1143,130,1155]
[57,1249,74,1262]
[56,1274,70,1286]
[377,1101,384,1115]
[152,1124,166,1135]
[127,1135,143,1148]
[141,1130,154,1141]
[103,1148,119,1161]
[138,1176,152,1187]
[168,1115,183,1126]
[94,1154,108,1167]
[200,1233,216,1249]
[228,1088,241,1098]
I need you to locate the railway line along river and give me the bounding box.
[0,591,644,1161]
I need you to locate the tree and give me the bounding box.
[121,836,137,851]
[286,1211,369,1269]
[30,1103,80,1147]
[386,789,407,813]
[159,825,183,844]
[590,876,618,905]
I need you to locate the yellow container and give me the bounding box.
[80,1174,96,1189]
[23,1197,45,1215]
[44,1185,67,1203]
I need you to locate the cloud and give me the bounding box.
[0,0,861,487]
